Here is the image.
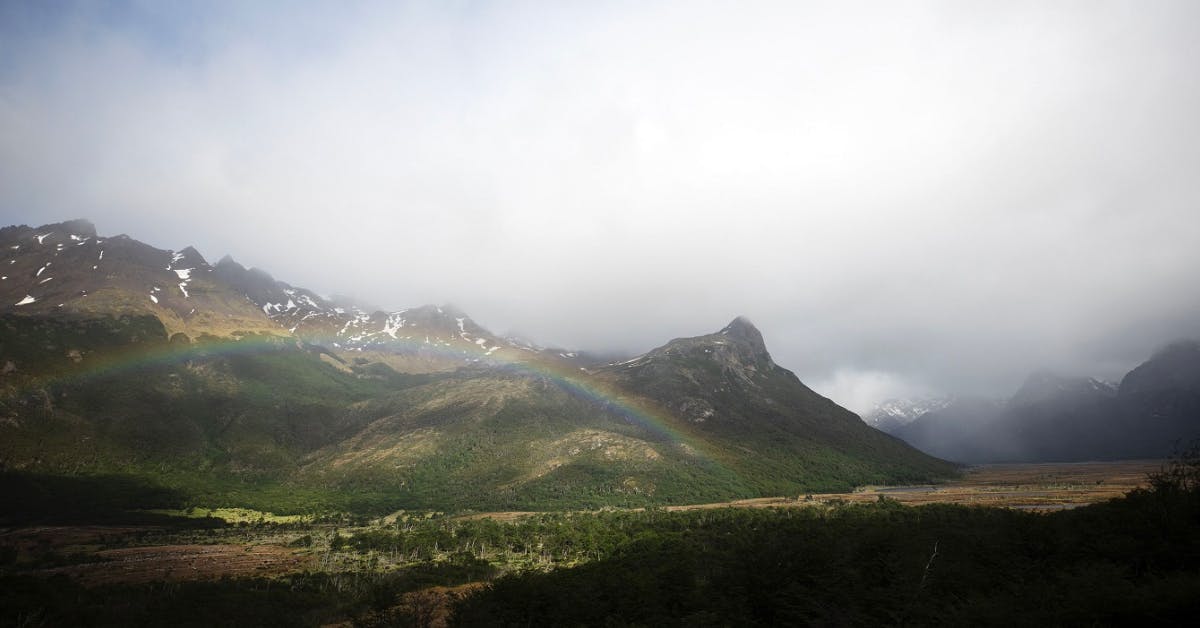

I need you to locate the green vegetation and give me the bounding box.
[1,312,956,514]
[2,451,1199,626]
[452,445,1200,626]
[1,308,962,519]
[144,507,309,524]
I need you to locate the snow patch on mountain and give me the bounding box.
[864,397,954,428]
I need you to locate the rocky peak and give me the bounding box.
[719,316,767,350]
[620,316,777,381]
[0,219,98,245]
[215,254,242,271]
[174,246,209,268]
[712,316,775,370]
[209,255,293,312]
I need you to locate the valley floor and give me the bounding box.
[458,459,1163,521]
[1,459,1191,627]
[768,458,1162,511]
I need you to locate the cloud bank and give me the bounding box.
[3,0,1199,413]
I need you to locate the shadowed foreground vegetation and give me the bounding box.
[455,489,1200,626]
[1,449,1199,626]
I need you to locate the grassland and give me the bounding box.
[688,459,1162,511]
[449,459,1161,521]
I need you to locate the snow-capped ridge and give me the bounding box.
[864,397,954,428]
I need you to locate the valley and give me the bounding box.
[2,220,1198,626]
[1,461,1164,581]
[458,459,1164,521]
[5,2,1200,624]
[0,459,1189,626]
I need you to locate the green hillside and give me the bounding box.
[1,309,955,516]
[1,221,956,517]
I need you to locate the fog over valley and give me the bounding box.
[3,1,1199,413]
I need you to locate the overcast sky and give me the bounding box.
[3,1,1199,413]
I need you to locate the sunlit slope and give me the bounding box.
[0,220,286,338]
[297,369,750,510]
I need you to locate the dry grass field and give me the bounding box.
[454,460,1166,522]
[657,459,1166,513]
[35,543,314,585]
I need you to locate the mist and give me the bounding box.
[3,0,1200,413]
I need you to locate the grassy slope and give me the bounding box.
[2,312,956,515]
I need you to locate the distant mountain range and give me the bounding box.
[863,397,955,433]
[873,345,1200,463]
[0,220,954,512]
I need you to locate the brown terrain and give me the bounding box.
[671,459,1162,512]
[35,543,314,585]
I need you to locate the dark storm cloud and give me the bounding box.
[3,1,1199,413]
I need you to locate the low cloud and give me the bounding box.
[3,1,1199,408]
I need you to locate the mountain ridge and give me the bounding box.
[885,351,1200,463]
[0,219,957,512]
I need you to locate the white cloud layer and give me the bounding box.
[3,1,1200,410]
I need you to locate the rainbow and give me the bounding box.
[35,329,723,464]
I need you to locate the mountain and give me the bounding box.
[578,317,955,495]
[0,219,567,374]
[1110,340,1200,457]
[1008,372,1117,409]
[1119,340,1200,396]
[0,220,956,513]
[887,397,1005,461]
[891,354,1200,463]
[1,219,283,339]
[864,397,954,433]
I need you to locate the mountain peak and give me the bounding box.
[175,246,209,267]
[719,316,765,348]
[51,218,97,238]
[865,396,955,429]
[215,254,243,270]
